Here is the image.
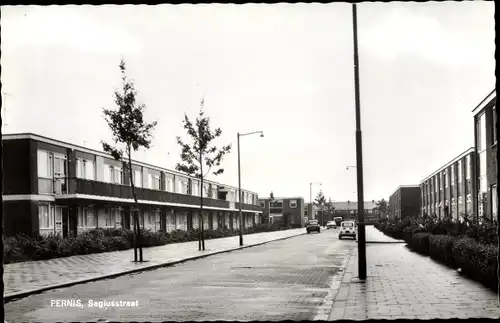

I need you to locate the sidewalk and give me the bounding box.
[4,228,305,301]
[328,241,500,319]
[361,225,405,243]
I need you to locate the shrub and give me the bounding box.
[429,234,456,267]
[452,236,498,291]
[407,232,431,255]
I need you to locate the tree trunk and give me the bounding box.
[128,145,143,262]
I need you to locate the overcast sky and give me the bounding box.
[1,3,495,203]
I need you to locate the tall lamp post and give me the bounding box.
[352,3,367,280]
[238,130,264,247]
[310,182,322,222]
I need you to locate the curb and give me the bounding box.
[327,249,358,321]
[5,231,306,303]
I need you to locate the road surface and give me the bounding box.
[5,228,355,322]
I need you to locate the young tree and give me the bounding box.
[325,197,335,221]
[375,199,388,215]
[176,98,231,251]
[314,191,327,226]
[102,58,157,263]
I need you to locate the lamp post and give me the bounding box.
[352,3,367,280]
[310,182,322,221]
[238,130,264,247]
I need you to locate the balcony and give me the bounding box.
[235,201,262,212]
[57,178,230,209]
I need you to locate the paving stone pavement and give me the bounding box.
[329,230,500,320]
[4,228,305,299]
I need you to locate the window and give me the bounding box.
[39,204,53,229]
[492,185,497,221]
[192,180,199,196]
[479,151,487,192]
[451,198,455,206]
[458,196,463,205]
[104,165,111,183]
[104,208,117,227]
[37,150,54,178]
[133,170,142,188]
[465,155,470,180]
[457,160,462,183]
[76,159,95,180]
[113,167,122,184]
[289,200,297,208]
[439,174,443,190]
[212,187,218,199]
[493,108,497,144]
[451,165,454,186]
[152,175,161,190]
[445,170,448,188]
[166,177,173,192]
[478,113,486,152]
[78,206,96,227]
[259,201,265,208]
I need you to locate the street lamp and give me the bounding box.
[310,182,322,221]
[346,166,357,170]
[352,3,367,280]
[238,130,264,247]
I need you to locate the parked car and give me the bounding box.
[326,221,336,229]
[339,221,356,239]
[306,220,321,234]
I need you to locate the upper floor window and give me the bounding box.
[132,170,142,188]
[445,170,448,188]
[451,165,455,186]
[38,150,54,179]
[465,155,471,180]
[457,160,462,183]
[166,177,174,192]
[212,187,218,199]
[148,174,161,190]
[104,165,122,184]
[492,107,497,144]
[477,112,486,152]
[191,180,199,196]
[76,158,95,180]
[259,201,265,208]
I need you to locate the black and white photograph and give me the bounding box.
[1,1,498,322]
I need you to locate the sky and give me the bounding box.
[1,3,495,203]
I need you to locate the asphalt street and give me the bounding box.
[5,227,356,322]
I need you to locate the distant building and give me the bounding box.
[303,202,319,221]
[388,186,421,221]
[259,197,305,227]
[420,148,476,221]
[472,89,497,222]
[330,201,381,224]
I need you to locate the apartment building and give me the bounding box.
[388,185,421,221]
[420,148,476,221]
[2,133,262,237]
[331,201,381,224]
[473,89,497,222]
[259,197,305,227]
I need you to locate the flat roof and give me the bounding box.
[259,197,304,200]
[389,185,420,198]
[2,132,258,195]
[420,147,474,184]
[472,89,496,114]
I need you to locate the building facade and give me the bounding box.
[330,201,381,224]
[388,186,421,221]
[259,197,305,227]
[2,133,262,237]
[473,89,497,222]
[303,202,319,222]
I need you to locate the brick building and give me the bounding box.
[473,89,497,222]
[2,133,262,237]
[259,197,305,227]
[388,185,421,221]
[420,148,476,221]
[330,201,381,224]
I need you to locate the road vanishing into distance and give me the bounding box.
[5,228,357,322]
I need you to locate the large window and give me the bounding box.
[148,174,161,190]
[38,150,53,178]
[133,170,142,188]
[457,160,462,183]
[478,113,486,152]
[445,170,449,188]
[479,151,487,193]
[78,206,96,227]
[492,107,497,144]
[450,165,455,186]
[76,159,95,180]
[492,185,498,221]
[166,177,174,192]
[465,155,470,180]
[39,204,53,229]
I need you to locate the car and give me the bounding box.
[339,221,356,239]
[306,220,320,234]
[326,221,336,229]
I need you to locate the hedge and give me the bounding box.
[428,234,457,268]
[3,224,283,264]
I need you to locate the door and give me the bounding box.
[53,155,67,194]
[55,206,64,235]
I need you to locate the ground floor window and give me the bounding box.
[39,203,53,229]
[491,185,497,222]
[78,206,96,228]
[176,212,187,231]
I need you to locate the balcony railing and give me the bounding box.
[58,177,230,209]
[235,201,262,212]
